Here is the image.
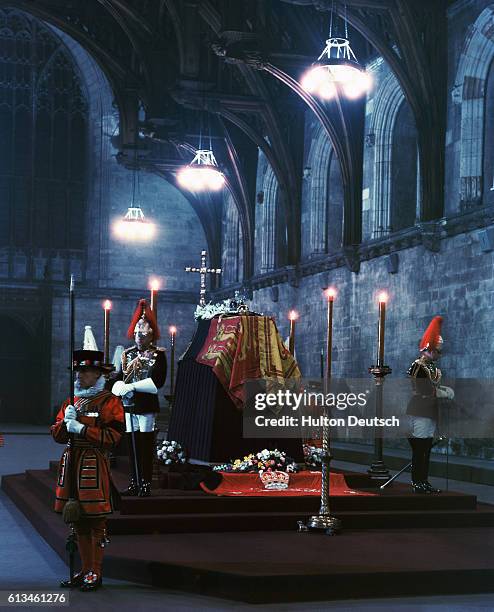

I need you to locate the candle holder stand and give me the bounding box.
[367,364,392,480]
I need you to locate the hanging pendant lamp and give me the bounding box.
[301,4,371,100]
[113,143,156,242]
[177,148,225,192]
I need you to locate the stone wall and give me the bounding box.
[249,230,494,382]
[50,293,198,417]
[236,0,494,384]
[0,16,208,419]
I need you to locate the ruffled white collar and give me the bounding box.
[75,375,106,398]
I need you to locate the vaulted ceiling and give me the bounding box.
[0,0,448,279]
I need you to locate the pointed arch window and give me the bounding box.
[484,58,494,205]
[221,191,244,285]
[0,9,88,253]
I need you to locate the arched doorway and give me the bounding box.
[0,316,40,425]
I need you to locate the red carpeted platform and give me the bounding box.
[201,471,375,496]
[3,459,494,602]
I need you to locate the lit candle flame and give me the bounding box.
[103,299,112,311]
[378,291,388,304]
[288,310,299,321]
[169,325,177,335]
[325,287,337,300]
[149,278,160,291]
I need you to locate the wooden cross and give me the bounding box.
[185,249,222,306]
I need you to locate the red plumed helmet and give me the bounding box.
[419,316,443,352]
[127,299,160,340]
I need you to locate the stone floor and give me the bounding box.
[1,431,493,611]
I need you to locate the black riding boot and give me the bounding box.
[408,437,427,493]
[138,431,155,497]
[120,432,140,496]
[422,437,441,493]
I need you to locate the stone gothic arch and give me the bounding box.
[306,125,332,257]
[368,70,407,239]
[304,123,344,257]
[0,9,91,278]
[453,5,494,209]
[221,190,244,286]
[306,124,331,257]
[484,58,494,205]
[259,164,278,273]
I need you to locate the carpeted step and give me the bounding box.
[101,529,494,603]
[2,474,69,560]
[120,488,478,514]
[25,467,480,518]
[4,472,494,603]
[106,506,494,534]
[25,469,55,506]
[6,471,494,534]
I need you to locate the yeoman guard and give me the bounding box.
[51,349,125,591]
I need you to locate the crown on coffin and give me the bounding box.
[259,470,290,490]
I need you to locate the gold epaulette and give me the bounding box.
[407,359,424,378]
[121,345,135,370]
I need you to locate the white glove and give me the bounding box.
[132,378,158,394]
[436,385,455,400]
[112,381,135,397]
[64,405,77,422]
[66,419,85,435]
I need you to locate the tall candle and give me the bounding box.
[288,310,298,355]
[320,348,324,380]
[377,292,388,367]
[325,288,336,382]
[169,325,177,397]
[149,278,160,318]
[103,300,112,364]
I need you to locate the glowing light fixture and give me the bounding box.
[114,140,156,242]
[301,5,371,100]
[113,206,156,242]
[177,149,225,192]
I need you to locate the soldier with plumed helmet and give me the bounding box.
[112,299,167,497]
[407,316,454,494]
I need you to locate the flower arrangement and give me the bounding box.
[256,448,299,473]
[213,449,299,473]
[194,291,258,320]
[194,299,238,321]
[157,440,188,465]
[303,444,325,469]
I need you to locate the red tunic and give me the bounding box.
[51,391,124,516]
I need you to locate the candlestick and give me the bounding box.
[169,325,177,397]
[103,300,112,365]
[368,291,392,481]
[377,291,387,367]
[325,287,336,384]
[288,310,298,355]
[300,287,341,535]
[149,278,160,319]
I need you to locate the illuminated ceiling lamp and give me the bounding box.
[301,3,371,100]
[177,102,225,192]
[177,148,225,192]
[113,205,156,242]
[113,143,156,242]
